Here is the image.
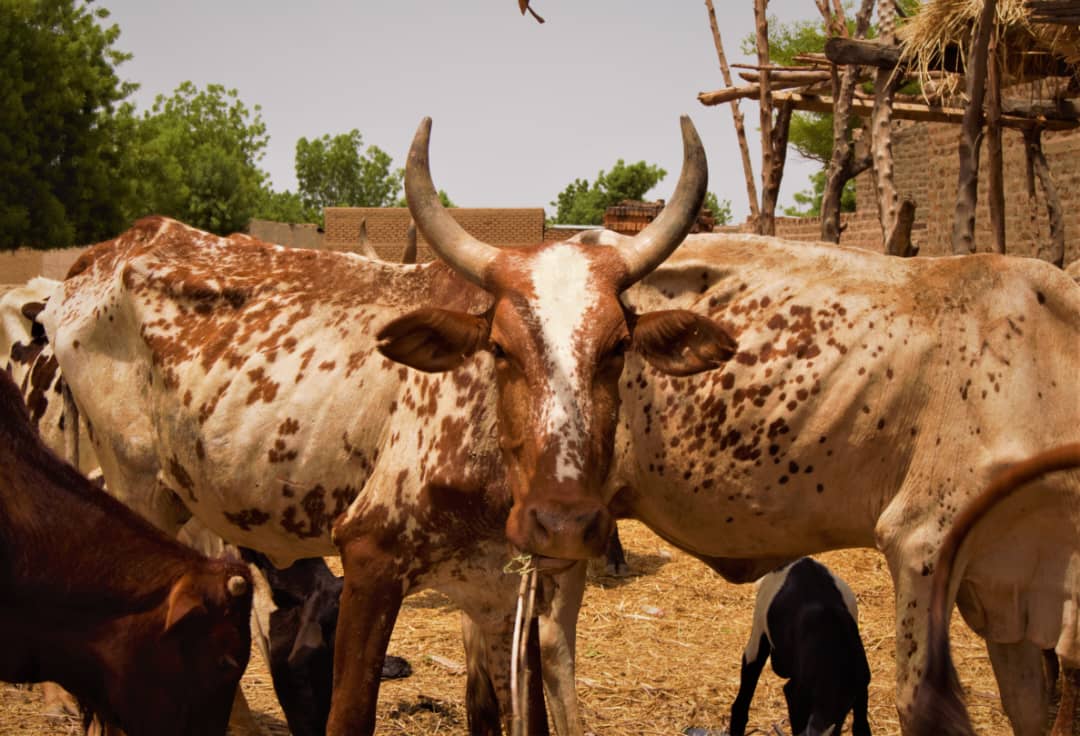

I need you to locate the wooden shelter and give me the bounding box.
[697,0,1080,263]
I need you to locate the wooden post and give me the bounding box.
[1023,127,1066,267]
[820,0,875,243]
[986,38,1006,254]
[705,0,760,223]
[754,0,775,235]
[952,0,997,254]
[873,0,905,253]
[760,99,795,231]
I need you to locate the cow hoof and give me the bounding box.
[605,562,632,577]
[381,654,412,679]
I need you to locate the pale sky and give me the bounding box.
[100,0,820,223]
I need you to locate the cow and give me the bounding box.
[40,115,721,735]
[514,227,1080,735]
[911,442,1080,736]
[729,557,871,736]
[0,366,253,736]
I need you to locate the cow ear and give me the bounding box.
[377,307,490,373]
[632,309,737,377]
[164,574,208,633]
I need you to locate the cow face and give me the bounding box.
[120,567,253,736]
[377,117,736,561]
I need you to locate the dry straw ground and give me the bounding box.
[1,521,1020,735]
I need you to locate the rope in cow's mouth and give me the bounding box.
[508,553,538,736]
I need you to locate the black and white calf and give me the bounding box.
[729,557,871,736]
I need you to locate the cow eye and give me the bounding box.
[491,341,507,360]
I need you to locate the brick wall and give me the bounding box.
[0,247,89,284]
[855,121,1080,265]
[324,207,545,262]
[248,219,324,250]
[773,212,892,252]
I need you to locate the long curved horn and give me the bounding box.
[617,116,708,287]
[405,118,498,286]
[402,220,417,264]
[357,218,378,259]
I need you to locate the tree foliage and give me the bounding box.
[549,160,667,225]
[124,82,269,235]
[704,192,733,226]
[294,130,404,225]
[0,0,136,248]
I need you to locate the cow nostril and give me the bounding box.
[529,507,554,543]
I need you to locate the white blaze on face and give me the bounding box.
[528,244,599,482]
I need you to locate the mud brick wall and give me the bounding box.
[855,121,1080,266]
[324,207,545,262]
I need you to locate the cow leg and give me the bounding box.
[461,612,504,736]
[850,684,872,736]
[326,537,405,736]
[604,523,630,577]
[883,540,935,731]
[986,639,1049,736]
[539,562,587,736]
[783,679,810,736]
[1050,664,1080,736]
[461,607,550,736]
[728,634,770,736]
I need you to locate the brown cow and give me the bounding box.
[911,442,1080,735]
[0,367,253,736]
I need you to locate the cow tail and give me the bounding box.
[910,442,1080,736]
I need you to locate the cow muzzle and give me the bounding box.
[508,499,612,561]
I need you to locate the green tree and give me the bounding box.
[704,192,733,226]
[0,0,136,248]
[125,82,269,235]
[294,130,404,225]
[254,188,308,224]
[550,160,667,225]
[393,189,456,208]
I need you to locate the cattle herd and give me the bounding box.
[1,115,1079,736]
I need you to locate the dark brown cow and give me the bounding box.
[0,367,253,736]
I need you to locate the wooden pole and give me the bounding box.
[873,0,905,253]
[986,37,1006,254]
[820,0,875,243]
[754,0,775,235]
[1023,127,1066,267]
[952,0,997,255]
[761,98,794,231]
[704,0,760,222]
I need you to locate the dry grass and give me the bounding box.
[0,521,1019,734]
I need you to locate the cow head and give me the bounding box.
[377,117,736,561]
[117,565,253,736]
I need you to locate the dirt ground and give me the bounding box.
[0,520,1024,735]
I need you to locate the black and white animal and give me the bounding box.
[729,558,871,736]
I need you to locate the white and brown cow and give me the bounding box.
[41,116,724,735]
[532,229,1077,734]
[912,442,1080,736]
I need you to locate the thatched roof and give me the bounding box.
[898,0,1080,96]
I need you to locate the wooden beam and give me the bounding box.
[737,69,832,84]
[704,0,759,221]
[770,91,1080,130]
[825,35,1073,77]
[987,41,1006,254]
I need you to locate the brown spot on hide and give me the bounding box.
[225,508,271,531]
